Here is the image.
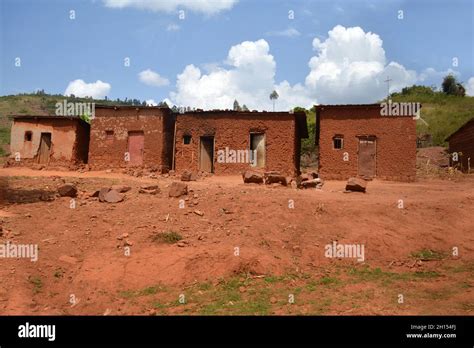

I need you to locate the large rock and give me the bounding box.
[102,190,124,203]
[345,177,367,193]
[181,170,197,182]
[58,183,77,197]
[264,171,287,186]
[98,188,111,202]
[139,185,160,195]
[169,182,188,197]
[300,178,324,189]
[111,184,131,193]
[242,170,264,184]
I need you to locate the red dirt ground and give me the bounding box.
[0,167,472,315]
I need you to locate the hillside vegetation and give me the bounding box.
[390,86,474,146]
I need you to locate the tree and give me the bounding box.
[242,104,249,111]
[233,99,241,111]
[269,90,279,111]
[442,74,465,96]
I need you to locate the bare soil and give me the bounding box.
[0,167,472,315]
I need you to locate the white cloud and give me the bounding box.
[166,23,180,31]
[304,25,417,104]
[64,79,111,99]
[168,25,449,110]
[169,39,312,110]
[102,0,238,15]
[466,77,474,96]
[267,27,301,38]
[146,99,158,106]
[138,69,170,87]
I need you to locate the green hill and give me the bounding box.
[390,86,474,146]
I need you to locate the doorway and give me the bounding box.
[199,136,214,173]
[128,131,145,166]
[37,133,52,164]
[357,136,376,179]
[250,133,265,168]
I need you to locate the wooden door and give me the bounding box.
[358,136,376,178]
[128,131,144,166]
[37,133,51,164]
[199,137,214,173]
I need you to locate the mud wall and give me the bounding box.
[318,106,417,182]
[9,118,80,163]
[448,119,474,172]
[174,111,300,177]
[88,107,174,170]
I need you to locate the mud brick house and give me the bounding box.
[88,105,175,171]
[315,104,417,181]
[173,110,308,177]
[9,115,89,164]
[446,117,474,173]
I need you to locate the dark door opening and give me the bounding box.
[250,133,265,168]
[199,136,214,173]
[358,136,376,179]
[37,133,52,164]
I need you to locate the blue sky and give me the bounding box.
[1,0,473,110]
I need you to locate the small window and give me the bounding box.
[333,136,343,150]
[24,131,32,142]
[106,130,114,144]
[183,135,192,145]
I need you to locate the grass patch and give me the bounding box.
[411,249,446,261]
[28,276,43,294]
[348,266,440,284]
[152,231,183,244]
[119,285,166,299]
[320,276,340,286]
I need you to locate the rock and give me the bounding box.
[300,178,324,189]
[270,296,277,304]
[103,190,124,203]
[169,182,188,197]
[57,183,77,197]
[139,185,160,195]
[98,188,111,202]
[264,172,287,186]
[193,210,204,216]
[90,190,100,197]
[181,170,198,182]
[345,177,367,193]
[242,170,264,184]
[300,173,311,181]
[239,286,246,293]
[40,192,55,201]
[111,185,131,193]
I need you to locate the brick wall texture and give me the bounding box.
[317,105,417,182]
[88,107,175,170]
[174,111,304,177]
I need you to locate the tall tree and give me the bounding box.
[233,99,241,111]
[442,74,465,96]
[269,90,279,111]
